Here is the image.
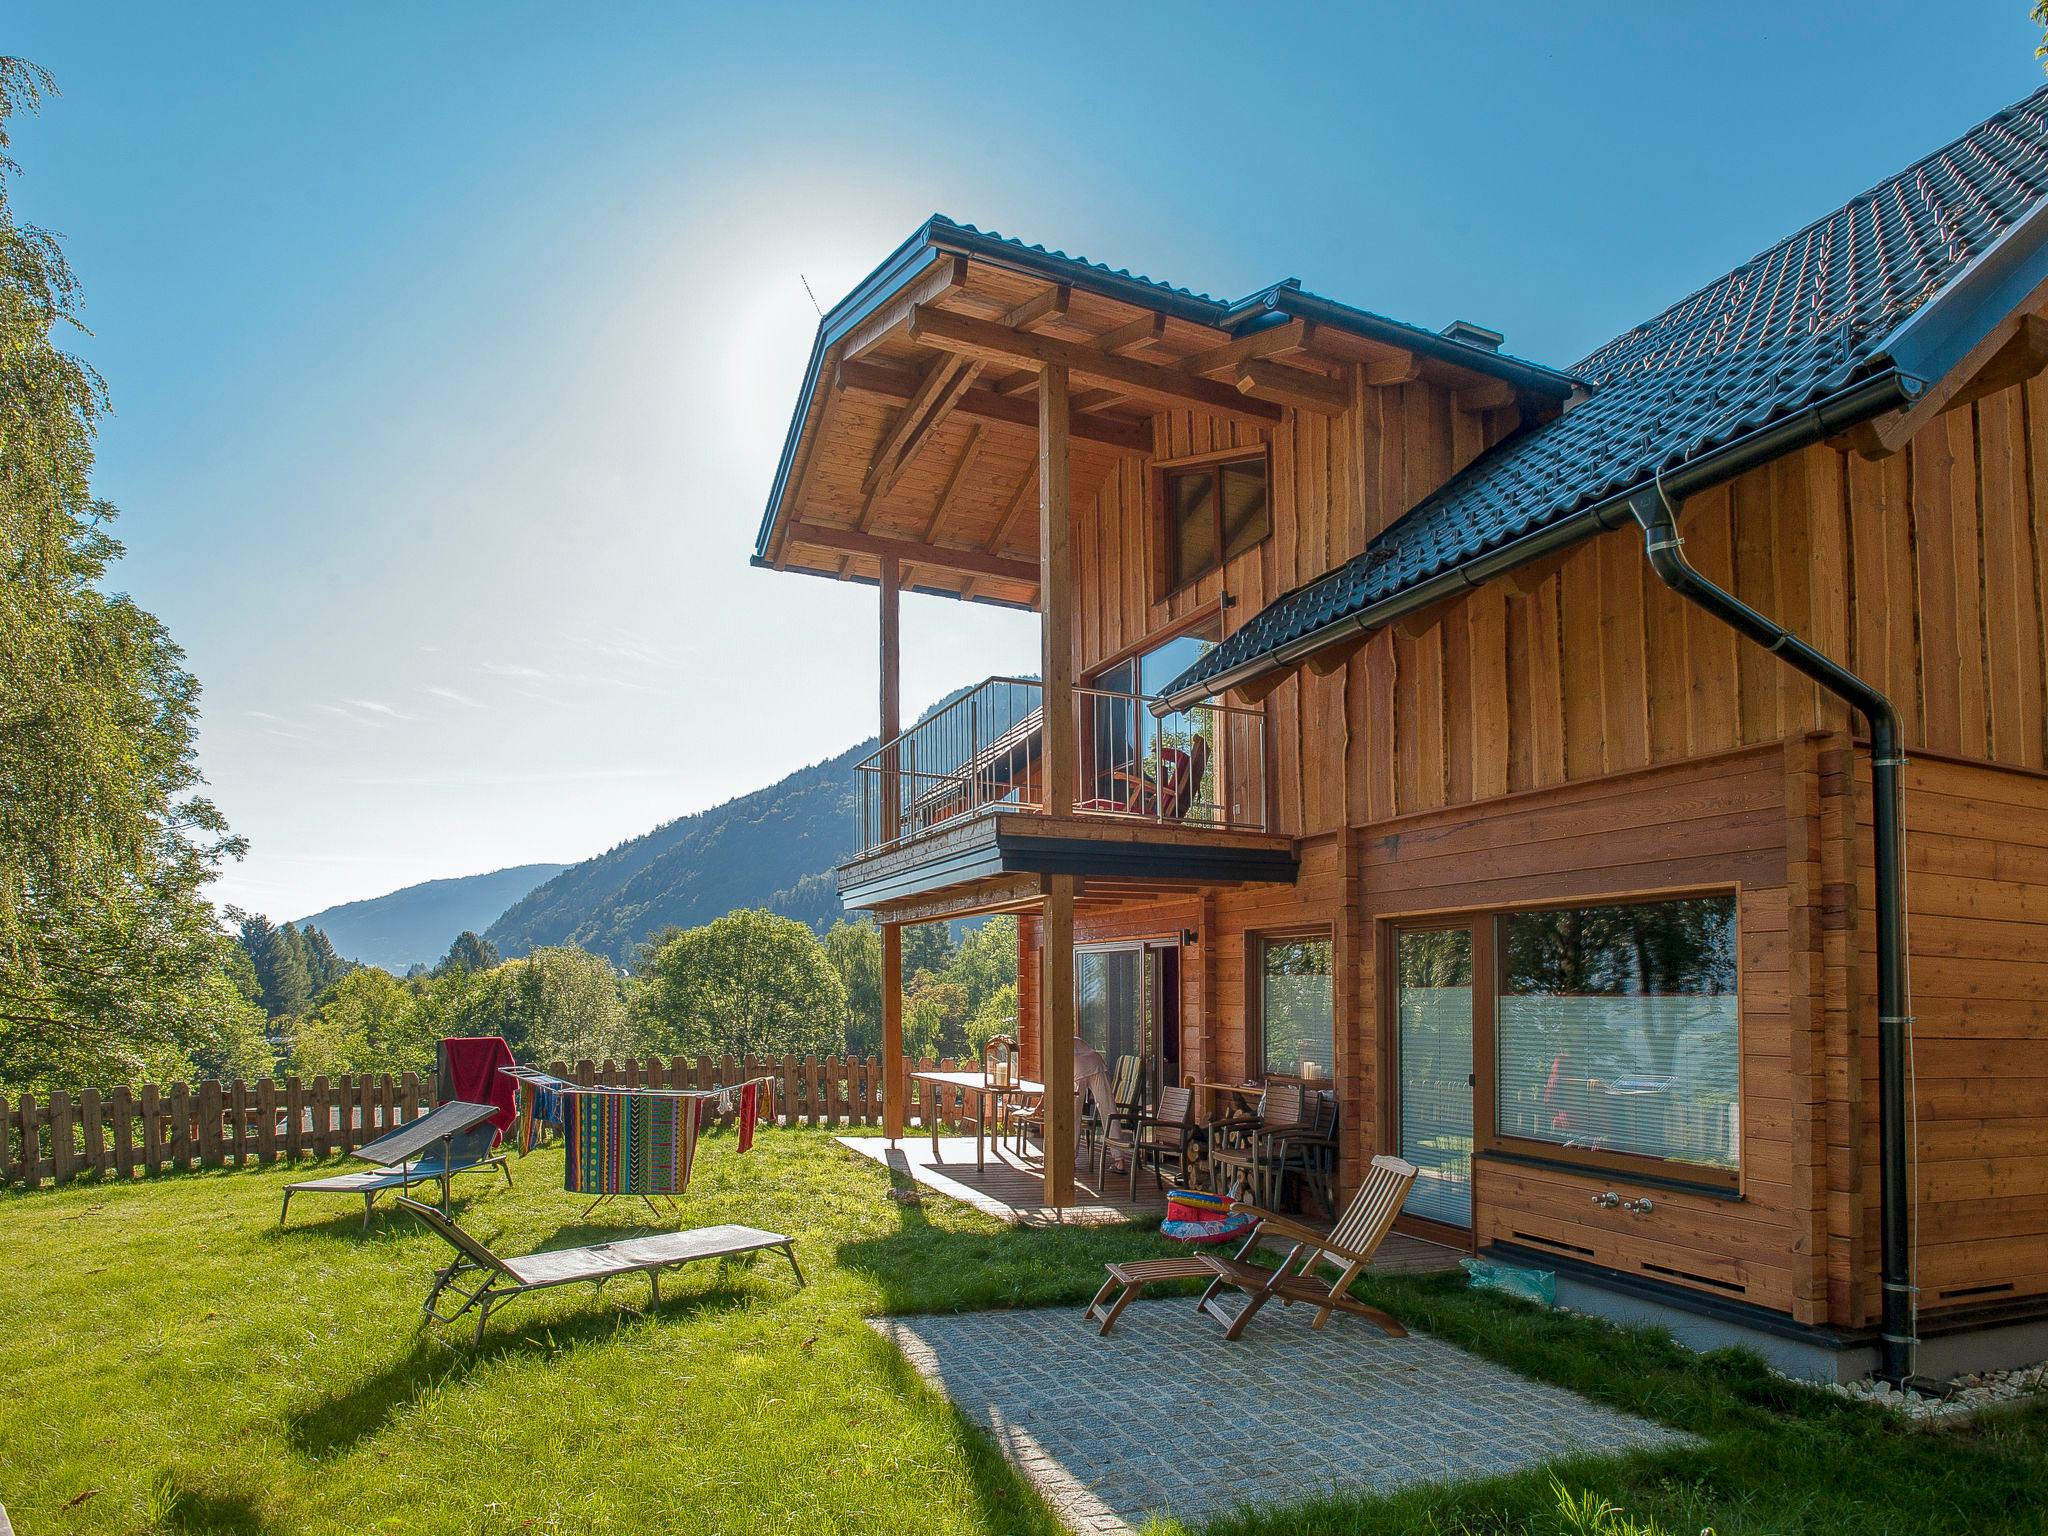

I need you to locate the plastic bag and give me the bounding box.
[1460,1256,1556,1306]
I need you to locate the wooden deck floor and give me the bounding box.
[834,1135,1471,1275]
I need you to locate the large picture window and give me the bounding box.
[1258,934,1334,1082]
[1492,895,1740,1181]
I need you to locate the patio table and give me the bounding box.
[908,1069,1046,1172]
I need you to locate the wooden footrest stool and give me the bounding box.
[1083,1256,1212,1335]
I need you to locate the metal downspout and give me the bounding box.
[1625,477,1916,1386]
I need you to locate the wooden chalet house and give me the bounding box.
[752,89,2048,1382]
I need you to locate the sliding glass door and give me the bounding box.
[1395,925,1475,1230]
[1075,942,1175,1097]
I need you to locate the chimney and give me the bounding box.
[1441,320,1505,353]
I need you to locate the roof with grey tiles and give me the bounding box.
[1163,87,2048,702]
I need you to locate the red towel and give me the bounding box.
[438,1036,517,1142]
[738,1080,759,1154]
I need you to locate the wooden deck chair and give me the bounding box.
[1194,1153,1418,1341]
[396,1198,802,1345]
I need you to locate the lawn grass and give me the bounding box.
[2,1129,2045,1535]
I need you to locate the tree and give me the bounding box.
[260,922,314,1018]
[291,968,428,1078]
[902,921,955,980]
[0,61,260,1090]
[435,930,500,977]
[822,917,881,1056]
[477,947,633,1065]
[634,909,844,1059]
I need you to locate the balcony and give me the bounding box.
[840,677,1293,914]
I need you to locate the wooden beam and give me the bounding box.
[987,462,1039,556]
[880,551,901,829]
[836,357,1150,453]
[1041,872,1076,1207]
[1231,668,1292,706]
[1392,592,1465,640]
[1001,283,1071,332]
[1506,549,1572,595]
[878,555,904,1143]
[997,311,1164,397]
[1177,318,1315,377]
[792,522,1040,585]
[1092,311,1167,356]
[1304,629,1371,677]
[1040,363,1077,817]
[1859,311,2048,456]
[875,874,1043,926]
[1235,358,1348,415]
[861,356,977,497]
[917,425,984,541]
[841,254,967,361]
[1364,353,1423,387]
[1454,378,1517,412]
[909,304,1282,423]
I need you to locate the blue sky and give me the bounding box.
[10,2,2042,919]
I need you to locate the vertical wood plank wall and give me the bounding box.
[1018,362,2048,1328]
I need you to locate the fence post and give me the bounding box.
[0,1093,11,1188]
[285,1076,306,1160]
[48,1089,76,1185]
[20,1095,43,1189]
[377,1073,396,1135]
[111,1085,135,1180]
[400,1071,419,1123]
[227,1080,248,1167]
[195,1080,221,1169]
[255,1078,277,1164]
[141,1084,163,1174]
[355,1074,374,1151]
[168,1083,192,1172]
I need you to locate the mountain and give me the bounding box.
[297,863,567,973]
[484,739,873,964]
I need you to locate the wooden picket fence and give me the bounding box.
[2,1054,986,1192]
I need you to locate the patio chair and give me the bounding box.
[1077,735,1211,822]
[1206,1083,1306,1209]
[1128,1085,1200,1198]
[1092,1055,1150,1182]
[1270,1090,1340,1219]
[280,1100,511,1229]
[396,1197,803,1345]
[1193,1153,1418,1340]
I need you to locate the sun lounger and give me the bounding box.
[396,1197,803,1344]
[280,1100,510,1229]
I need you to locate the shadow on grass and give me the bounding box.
[161,1483,275,1536]
[283,1281,760,1460]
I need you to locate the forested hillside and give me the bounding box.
[296,862,566,972]
[485,740,872,963]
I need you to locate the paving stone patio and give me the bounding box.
[873,1297,1694,1533]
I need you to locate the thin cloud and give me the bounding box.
[317,703,389,730]
[343,698,419,721]
[419,685,483,708]
[479,662,550,680]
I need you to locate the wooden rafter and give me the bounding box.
[842,255,966,360]
[1851,311,2048,457]
[792,521,1039,585]
[860,355,982,500]
[1235,358,1348,415]
[1092,311,1167,356]
[906,304,1282,423]
[1304,629,1371,676]
[835,357,1150,453]
[917,424,985,542]
[1364,353,1423,386]
[1177,318,1316,377]
[987,460,1040,555]
[1454,378,1517,412]
[1392,593,1466,640]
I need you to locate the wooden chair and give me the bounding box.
[1128,1085,1199,1198]
[1270,1090,1340,1219]
[1092,1055,1149,1183]
[1207,1082,1305,1208]
[1194,1154,1418,1341]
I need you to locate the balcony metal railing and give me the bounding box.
[851,676,1268,858]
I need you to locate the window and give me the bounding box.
[1492,895,1740,1180]
[1258,934,1334,1081]
[1160,454,1269,592]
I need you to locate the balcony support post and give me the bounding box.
[1039,364,1075,818]
[880,552,902,843]
[1041,874,1077,1207]
[882,920,905,1142]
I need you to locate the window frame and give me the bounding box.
[1474,889,1745,1194]
[1249,927,1337,1086]
[1152,446,1271,600]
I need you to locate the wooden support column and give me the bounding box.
[1041,874,1077,1206]
[1039,364,1075,816]
[879,555,905,1142]
[882,921,905,1142]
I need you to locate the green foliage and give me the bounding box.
[634,908,846,1058]
[823,917,882,1056]
[822,915,1018,1061]
[435,930,500,977]
[286,946,633,1077]
[0,61,261,1091]
[234,911,352,1018]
